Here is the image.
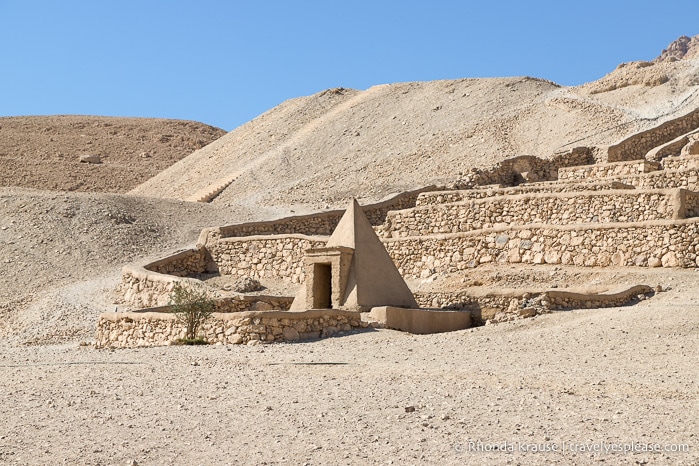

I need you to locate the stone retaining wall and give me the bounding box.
[414,284,653,325]
[385,219,699,278]
[95,309,363,348]
[607,108,699,162]
[118,265,201,309]
[213,295,294,313]
[611,169,699,191]
[379,189,689,238]
[647,132,697,161]
[545,285,653,310]
[118,235,328,309]
[210,187,435,239]
[557,160,661,181]
[662,155,699,171]
[414,181,634,206]
[206,235,328,284]
[144,248,208,276]
[118,261,294,311]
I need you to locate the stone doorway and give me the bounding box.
[312,263,332,309]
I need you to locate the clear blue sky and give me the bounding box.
[1,0,697,131]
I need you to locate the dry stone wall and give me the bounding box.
[414,284,652,325]
[557,160,660,181]
[380,189,688,238]
[118,267,198,309]
[662,155,699,171]
[144,249,207,276]
[213,187,434,239]
[611,169,699,191]
[647,132,696,160]
[607,108,699,162]
[385,219,699,279]
[415,181,633,206]
[213,295,293,313]
[545,285,653,310]
[206,235,328,284]
[95,310,363,348]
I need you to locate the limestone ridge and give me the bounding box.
[654,35,699,62]
[290,199,418,311]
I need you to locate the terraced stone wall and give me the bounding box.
[414,181,634,206]
[613,169,699,191]
[379,190,688,239]
[557,160,661,181]
[385,220,699,279]
[662,155,699,171]
[212,187,434,239]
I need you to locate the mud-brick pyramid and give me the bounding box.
[290,199,418,311]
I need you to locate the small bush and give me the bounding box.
[168,282,216,342]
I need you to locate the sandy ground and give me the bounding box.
[1,282,697,465]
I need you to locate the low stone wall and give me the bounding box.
[95,309,363,348]
[206,235,328,283]
[132,295,294,315]
[379,189,688,238]
[118,265,202,309]
[385,219,699,279]
[662,155,699,171]
[647,131,697,161]
[210,187,435,239]
[144,248,208,276]
[557,160,661,181]
[414,291,536,325]
[214,295,294,313]
[545,285,653,310]
[414,181,634,206]
[611,168,699,191]
[607,108,699,162]
[414,285,653,325]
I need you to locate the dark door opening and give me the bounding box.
[312,263,332,309]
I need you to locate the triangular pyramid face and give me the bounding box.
[331,199,417,310]
[326,199,361,249]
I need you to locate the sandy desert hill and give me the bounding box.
[131,39,699,217]
[0,115,225,192]
[0,35,698,466]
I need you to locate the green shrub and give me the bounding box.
[168,282,215,343]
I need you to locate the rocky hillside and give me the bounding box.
[0,116,225,192]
